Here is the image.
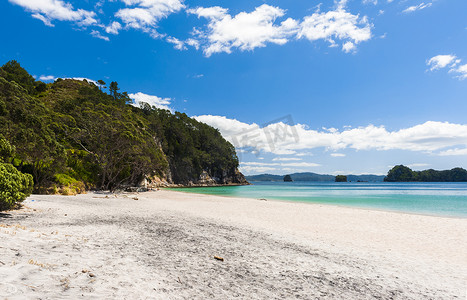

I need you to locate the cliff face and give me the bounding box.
[145,168,249,188]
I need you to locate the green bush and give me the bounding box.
[0,162,33,210]
[53,173,86,195]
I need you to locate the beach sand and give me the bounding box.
[0,190,466,299]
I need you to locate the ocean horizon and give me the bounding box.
[170,181,467,218]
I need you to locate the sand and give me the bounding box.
[0,190,466,299]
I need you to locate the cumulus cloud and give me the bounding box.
[188,3,372,56]
[427,55,459,71]
[105,21,122,34]
[427,54,467,80]
[194,115,467,156]
[9,0,97,27]
[297,8,372,50]
[116,0,184,35]
[453,64,467,80]
[188,4,299,56]
[129,92,172,111]
[402,2,432,13]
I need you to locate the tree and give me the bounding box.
[97,79,106,91]
[109,81,120,99]
[1,60,36,94]
[0,135,15,163]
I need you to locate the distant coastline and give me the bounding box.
[245,165,467,183]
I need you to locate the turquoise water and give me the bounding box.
[169,182,467,218]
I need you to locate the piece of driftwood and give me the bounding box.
[214,256,224,261]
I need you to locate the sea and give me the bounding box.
[170,181,467,218]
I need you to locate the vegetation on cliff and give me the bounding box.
[384,165,467,182]
[0,60,245,196]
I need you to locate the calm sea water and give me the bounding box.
[170,182,467,218]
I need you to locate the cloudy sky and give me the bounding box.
[1,0,466,175]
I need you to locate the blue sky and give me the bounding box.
[1,0,467,175]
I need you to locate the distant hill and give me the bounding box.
[246,172,385,182]
[245,174,284,181]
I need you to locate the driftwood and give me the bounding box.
[214,256,224,261]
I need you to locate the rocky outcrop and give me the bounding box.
[143,168,249,188]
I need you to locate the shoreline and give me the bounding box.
[163,187,467,220]
[1,190,466,298]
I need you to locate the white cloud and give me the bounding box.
[297,7,372,50]
[427,55,458,71]
[105,21,122,34]
[453,64,467,80]
[194,115,467,156]
[91,30,110,41]
[188,4,299,56]
[402,2,432,13]
[342,41,356,53]
[9,0,98,27]
[188,3,372,56]
[407,163,429,169]
[438,148,467,156]
[39,75,56,81]
[65,77,98,85]
[129,92,172,111]
[427,54,467,80]
[330,153,346,157]
[166,36,186,50]
[272,157,302,161]
[116,0,184,35]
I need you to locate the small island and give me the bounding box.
[335,175,348,182]
[283,174,293,182]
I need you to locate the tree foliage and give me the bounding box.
[0,136,33,210]
[0,60,242,192]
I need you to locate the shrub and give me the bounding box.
[53,173,86,195]
[0,163,33,210]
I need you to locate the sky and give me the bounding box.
[1,0,467,175]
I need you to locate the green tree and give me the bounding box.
[109,81,120,99]
[0,60,36,94]
[97,79,106,91]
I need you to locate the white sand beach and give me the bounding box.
[0,190,466,299]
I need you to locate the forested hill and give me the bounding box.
[0,60,247,193]
[384,165,467,182]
